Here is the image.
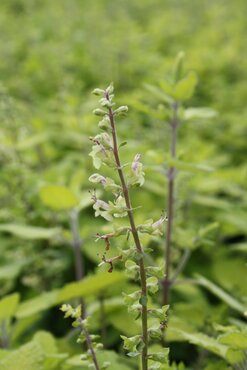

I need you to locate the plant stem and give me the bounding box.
[70,208,86,318]
[81,320,100,370]
[107,96,148,370]
[163,102,179,306]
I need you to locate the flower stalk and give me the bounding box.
[107,93,149,370]
[90,84,169,370]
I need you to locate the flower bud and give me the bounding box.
[92,88,104,96]
[114,105,128,115]
[106,82,114,94]
[93,108,107,116]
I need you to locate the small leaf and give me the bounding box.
[173,71,198,101]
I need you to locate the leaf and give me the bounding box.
[0,293,20,320]
[39,185,78,210]
[0,341,44,370]
[66,350,131,370]
[184,107,218,120]
[16,271,126,318]
[56,270,125,302]
[218,332,247,349]
[16,132,49,151]
[173,71,198,101]
[170,329,227,358]
[16,291,58,319]
[196,275,246,314]
[0,224,60,240]
[0,262,25,280]
[33,331,68,370]
[167,158,214,173]
[77,191,94,211]
[144,83,173,104]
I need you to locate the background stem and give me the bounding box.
[163,103,178,306]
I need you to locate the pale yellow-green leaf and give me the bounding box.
[167,158,214,173]
[0,293,20,320]
[0,341,44,370]
[184,107,218,120]
[218,332,247,349]
[16,271,126,318]
[56,271,125,302]
[173,71,198,101]
[16,291,58,319]
[40,185,78,210]
[0,224,60,240]
[33,331,68,370]
[66,350,132,370]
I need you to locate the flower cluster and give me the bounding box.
[90,84,169,369]
[60,304,107,369]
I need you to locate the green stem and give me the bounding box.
[107,98,148,370]
[80,319,100,370]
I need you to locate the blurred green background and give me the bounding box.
[0,0,246,369]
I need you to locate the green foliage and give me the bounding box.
[0,293,19,320]
[39,185,78,210]
[0,1,247,369]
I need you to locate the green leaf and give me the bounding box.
[144,83,173,104]
[66,351,131,370]
[0,224,60,240]
[173,71,198,101]
[218,332,247,349]
[0,293,20,320]
[196,275,246,314]
[16,271,126,318]
[0,262,25,280]
[167,158,214,173]
[170,329,227,358]
[39,185,78,210]
[184,107,218,120]
[33,331,68,370]
[16,291,58,319]
[0,341,44,370]
[16,132,49,151]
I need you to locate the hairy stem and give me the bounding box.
[107,95,148,370]
[163,103,179,306]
